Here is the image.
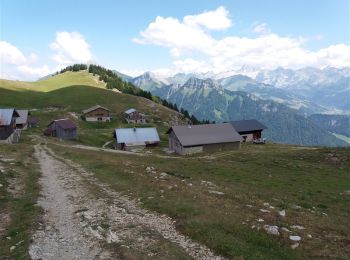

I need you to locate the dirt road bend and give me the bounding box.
[29,143,223,259]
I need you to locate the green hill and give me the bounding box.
[0,71,186,146]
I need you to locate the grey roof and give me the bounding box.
[16,110,29,125]
[82,105,110,114]
[167,123,242,147]
[230,119,267,133]
[48,119,76,130]
[124,108,136,114]
[115,127,160,144]
[0,108,19,126]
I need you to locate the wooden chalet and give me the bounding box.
[167,123,242,155]
[114,127,160,151]
[15,109,29,129]
[124,108,147,124]
[230,119,267,142]
[82,105,111,122]
[44,119,77,140]
[0,108,20,143]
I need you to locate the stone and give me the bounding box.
[263,202,270,207]
[281,227,291,233]
[0,183,3,188]
[263,225,279,236]
[307,234,312,238]
[279,210,286,217]
[209,190,224,195]
[256,218,264,222]
[291,243,299,249]
[289,235,301,241]
[290,225,305,230]
[159,172,168,179]
[260,209,270,213]
[10,246,15,251]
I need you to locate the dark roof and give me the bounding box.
[0,108,19,126]
[82,105,110,114]
[167,123,242,147]
[28,117,39,124]
[49,119,76,130]
[230,119,267,133]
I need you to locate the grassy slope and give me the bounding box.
[51,142,350,259]
[0,136,41,259]
[0,71,184,147]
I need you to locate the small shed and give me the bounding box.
[16,109,29,129]
[44,119,77,140]
[0,108,20,141]
[114,127,160,150]
[230,119,267,142]
[28,116,39,128]
[124,108,147,124]
[82,105,111,122]
[167,123,242,155]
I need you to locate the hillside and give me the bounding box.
[0,71,187,146]
[153,78,348,147]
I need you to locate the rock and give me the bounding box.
[0,184,3,188]
[145,166,155,172]
[279,210,286,217]
[159,172,168,179]
[256,218,264,222]
[292,205,302,209]
[246,204,253,208]
[289,235,301,241]
[6,236,11,240]
[281,227,291,233]
[291,243,299,249]
[106,230,120,243]
[209,190,224,195]
[307,234,312,238]
[290,225,305,230]
[188,183,193,186]
[260,209,270,213]
[263,225,279,235]
[263,202,270,207]
[10,246,15,251]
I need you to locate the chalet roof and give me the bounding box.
[16,110,29,125]
[49,119,76,130]
[28,116,39,124]
[0,108,19,126]
[115,127,160,144]
[82,105,110,114]
[167,123,242,147]
[124,108,136,114]
[230,119,267,133]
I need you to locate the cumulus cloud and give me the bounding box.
[0,31,94,81]
[134,7,350,73]
[50,31,92,64]
[0,41,27,65]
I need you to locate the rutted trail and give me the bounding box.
[29,143,223,259]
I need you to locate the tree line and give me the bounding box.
[59,64,212,124]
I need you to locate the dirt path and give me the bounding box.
[29,143,223,259]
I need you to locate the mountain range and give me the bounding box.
[117,66,350,147]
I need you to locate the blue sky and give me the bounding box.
[0,0,349,80]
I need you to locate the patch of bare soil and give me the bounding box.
[29,143,223,259]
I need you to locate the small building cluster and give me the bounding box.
[3,103,267,156]
[1,108,39,143]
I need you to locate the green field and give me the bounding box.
[50,141,350,259]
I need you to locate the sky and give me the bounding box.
[0,0,349,80]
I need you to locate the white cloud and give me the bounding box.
[135,7,350,74]
[253,23,271,35]
[0,41,27,65]
[183,6,232,30]
[17,65,51,78]
[50,31,92,64]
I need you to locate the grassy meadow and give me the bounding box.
[0,136,41,259]
[50,141,350,259]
